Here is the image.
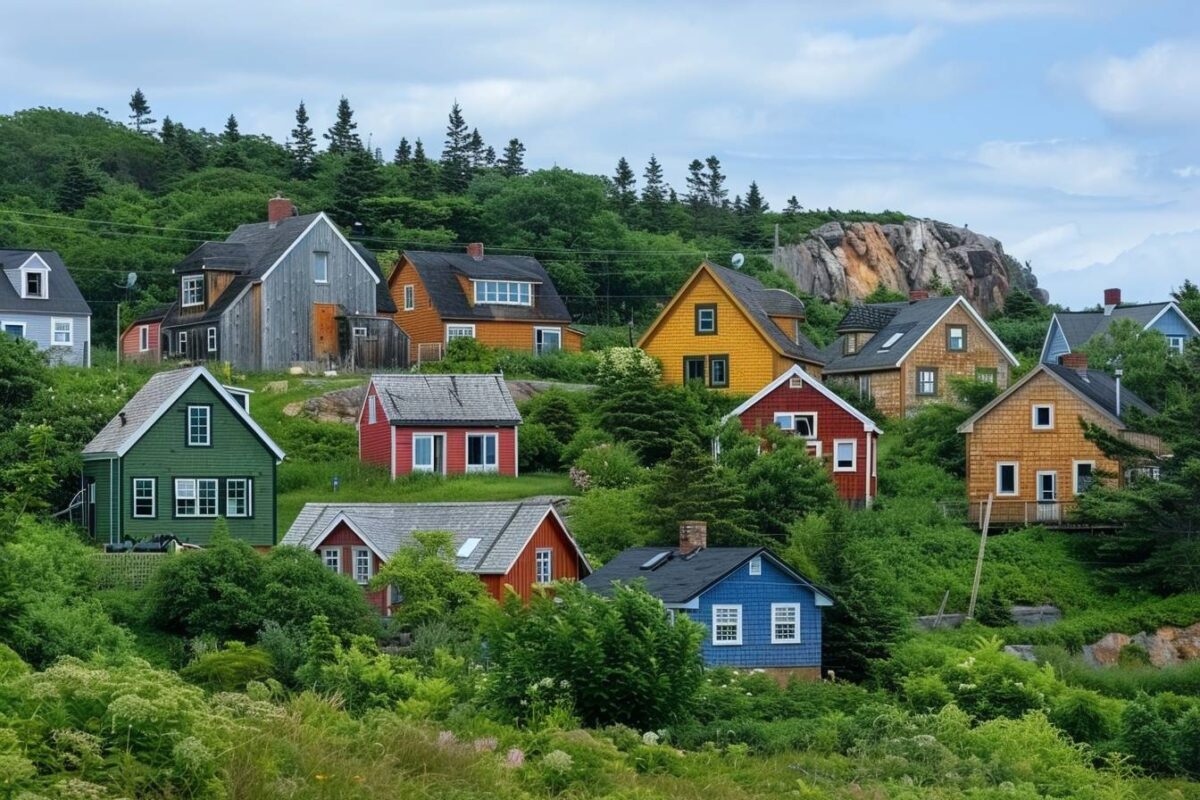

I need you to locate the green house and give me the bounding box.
[81,366,285,547]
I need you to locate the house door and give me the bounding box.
[313,303,339,361]
[1036,471,1059,522]
[85,478,96,538]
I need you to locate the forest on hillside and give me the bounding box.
[0,94,907,342]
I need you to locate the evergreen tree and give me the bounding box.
[56,151,102,213]
[467,127,487,169]
[222,114,241,143]
[705,155,727,207]
[159,116,176,146]
[785,195,802,215]
[127,88,156,134]
[440,101,472,192]
[820,538,911,682]
[646,439,752,547]
[215,115,245,168]
[641,154,666,230]
[392,137,411,166]
[684,159,709,210]
[610,157,637,216]
[498,138,527,177]
[331,146,382,227]
[324,96,362,154]
[483,145,497,167]
[408,138,436,200]
[744,181,768,214]
[290,100,317,179]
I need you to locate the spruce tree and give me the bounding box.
[331,146,382,227]
[160,116,176,146]
[216,115,245,168]
[56,151,102,213]
[498,138,527,177]
[128,88,156,134]
[705,155,727,208]
[685,159,709,210]
[744,181,768,214]
[467,128,487,169]
[408,138,437,200]
[290,100,317,179]
[785,195,802,215]
[483,145,497,167]
[393,137,412,166]
[222,114,241,142]
[325,96,362,154]
[641,155,666,230]
[646,439,752,547]
[611,157,637,216]
[440,101,472,193]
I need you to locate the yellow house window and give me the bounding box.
[695,304,717,335]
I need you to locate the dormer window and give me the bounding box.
[843,333,859,355]
[474,280,532,306]
[181,275,204,307]
[24,270,46,299]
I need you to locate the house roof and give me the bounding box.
[722,363,881,433]
[82,366,285,461]
[1048,303,1197,352]
[128,304,174,325]
[398,250,572,323]
[280,498,588,575]
[581,546,833,606]
[705,263,825,364]
[370,373,521,426]
[354,243,396,314]
[0,250,92,315]
[173,241,250,274]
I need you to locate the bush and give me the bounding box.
[560,426,612,465]
[521,388,584,445]
[180,643,275,692]
[571,442,645,490]
[565,486,652,563]
[369,531,487,631]
[518,422,562,472]
[260,546,377,635]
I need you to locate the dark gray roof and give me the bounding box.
[1045,364,1157,420]
[280,499,580,574]
[705,263,824,364]
[823,295,963,373]
[836,303,902,333]
[1053,305,1172,349]
[371,373,521,426]
[401,250,572,323]
[223,213,325,280]
[354,243,396,314]
[173,241,250,274]
[0,250,92,316]
[129,304,174,324]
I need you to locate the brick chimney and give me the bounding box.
[268,195,297,226]
[466,242,484,261]
[678,520,707,555]
[1103,288,1121,315]
[1060,352,1088,375]
[908,289,930,302]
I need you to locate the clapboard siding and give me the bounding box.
[81,457,117,543]
[0,311,90,365]
[1152,306,1196,339]
[479,513,585,601]
[220,283,260,370]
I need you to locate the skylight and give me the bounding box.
[878,332,904,350]
[640,551,671,570]
[456,537,482,558]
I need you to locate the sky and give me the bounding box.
[2,0,1198,308]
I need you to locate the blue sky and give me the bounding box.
[3,0,1198,308]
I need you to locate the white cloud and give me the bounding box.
[1011,223,1080,257]
[1057,39,1200,127]
[1038,229,1200,307]
[759,28,938,100]
[1174,165,1200,179]
[973,139,1141,195]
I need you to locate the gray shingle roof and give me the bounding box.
[401,250,573,323]
[173,241,250,274]
[822,295,963,372]
[82,367,202,455]
[1045,364,1157,420]
[1053,304,1172,350]
[354,243,396,314]
[370,373,521,426]
[279,498,581,574]
[705,263,825,364]
[0,250,92,315]
[836,303,902,333]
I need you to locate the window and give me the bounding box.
[1037,471,1057,502]
[708,355,729,388]
[413,434,437,472]
[843,333,859,355]
[834,439,857,472]
[1073,461,1095,495]
[975,367,997,384]
[683,357,706,384]
[174,478,218,517]
[947,325,967,351]
[206,326,217,353]
[535,327,562,355]
[138,325,150,352]
[916,367,937,396]
[774,412,817,439]
[1031,404,1054,430]
[858,374,872,399]
[313,251,329,283]
[353,548,371,584]
[51,318,73,346]
[466,433,498,472]
[367,396,377,425]
[25,271,44,298]
[771,603,801,644]
[178,331,188,352]
[132,478,155,518]
[793,319,803,344]
[473,280,532,305]
[879,332,904,350]
[712,605,742,645]
[2,322,25,339]
[535,548,553,584]
[996,463,1018,496]
[445,324,475,342]
[748,556,761,576]
[352,326,368,338]
[226,478,251,517]
[695,304,717,335]
[187,406,211,446]
[403,284,415,311]
[322,548,340,573]
[1167,335,1185,354]
[181,275,203,307]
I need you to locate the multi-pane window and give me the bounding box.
[313,252,329,283]
[174,478,218,517]
[708,356,729,388]
[947,325,967,351]
[695,304,717,334]
[1167,335,1185,354]
[51,318,72,345]
[133,478,155,518]
[207,327,217,352]
[535,327,562,355]
[403,284,415,311]
[178,331,188,352]
[354,548,371,584]
[748,556,762,576]
[446,324,475,342]
[916,368,937,396]
[466,433,498,472]
[996,463,1018,496]
[473,280,532,305]
[1074,462,1094,495]
[858,374,872,399]
[323,548,340,573]
[226,478,251,517]
[712,605,742,645]
[181,275,203,307]
[975,368,997,384]
[352,327,367,338]
[25,271,45,298]
[683,357,705,383]
[413,434,437,472]
[834,440,856,471]
[1031,404,1054,430]
[535,548,553,584]
[187,406,211,446]
[771,603,801,643]
[774,412,817,439]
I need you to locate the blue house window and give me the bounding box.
[748,557,761,576]
[771,603,802,644]
[712,605,742,645]
[1168,335,1185,354]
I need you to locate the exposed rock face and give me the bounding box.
[1083,623,1200,667]
[773,219,1048,313]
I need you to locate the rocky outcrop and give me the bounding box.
[1083,623,1200,667]
[773,218,1047,313]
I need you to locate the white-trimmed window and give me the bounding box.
[1073,461,1095,495]
[132,478,156,518]
[174,478,218,517]
[712,605,742,645]
[403,284,415,311]
[445,324,475,342]
[916,368,937,396]
[466,433,498,472]
[226,478,251,517]
[187,405,211,446]
[535,327,562,355]
[833,439,857,472]
[181,275,203,307]
[51,317,73,346]
[771,603,801,644]
[313,251,329,283]
[2,322,26,339]
[367,395,377,424]
[352,326,367,338]
[322,547,340,573]
[774,412,817,439]
[535,548,553,584]
[947,325,967,352]
[1031,404,1054,430]
[412,434,438,472]
[206,326,217,352]
[138,325,150,352]
[353,547,372,584]
[996,462,1018,496]
[178,331,188,352]
[24,270,46,299]
[748,556,761,576]
[1167,335,1185,354]
[473,280,532,306]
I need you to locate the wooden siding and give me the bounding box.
[219,282,260,371]
[0,311,90,366]
[392,426,518,477]
[479,513,585,601]
[358,383,393,474]
[470,320,582,352]
[388,258,445,347]
[121,321,161,363]
[313,523,388,614]
[206,271,237,306]
[338,315,408,369]
[898,304,1012,416]
[81,457,116,543]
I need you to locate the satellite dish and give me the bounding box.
[125,272,138,288]
[731,253,745,269]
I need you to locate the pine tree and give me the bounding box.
[483,145,497,167]
[160,116,176,146]
[498,138,527,177]
[56,151,102,212]
[705,155,727,207]
[216,115,245,168]
[222,114,241,143]
[324,96,362,154]
[744,181,768,214]
[785,195,802,215]
[467,128,487,169]
[610,157,637,216]
[331,146,382,227]
[641,155,666,230]
[290,100,317,179]
[684,159,709,210]
[646,439,752,547]
[393,137,412,166]
[408,138,437,200]
[439,101,472,193]
[127,88,156,134]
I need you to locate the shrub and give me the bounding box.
[370,531,488,631]
[256,622,308,686]
[521,389,583,445]
[1049,687,1120,745]
[564,486,652,563]
[560,426,612,465]
[180,643,275,692]
[1119,694,1178,775]
[518,422,562,472]
[260,546,377,635]
[571,442,645,490]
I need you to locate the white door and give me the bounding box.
[1036,471,1059,522]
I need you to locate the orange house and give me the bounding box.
[390,243,583,363]
[638,261,826,394]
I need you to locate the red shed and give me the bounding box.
[119,305,172,363]
[280,499,590,611]
[722,364,882,507]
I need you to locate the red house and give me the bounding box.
[721,364,882,507]
[359,373,521,478]
[279,499,591,611]
[118,305,171,363]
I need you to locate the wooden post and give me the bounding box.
[966,493,993,619]
[932,589,950,629]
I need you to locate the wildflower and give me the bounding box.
[437,730,457,748]
[353,775,365,784]
[642,731,660,746]
[559,679,570,690]
[314,774,328,782]
[504,748,526,768]
[542,750,574,774]
[473,737,498,753]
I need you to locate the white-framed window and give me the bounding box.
[708,355,729,388]
[1037,471,1058,502]
[206,326,217,352]
[535,327,562,355]
[51,317,73,346]
[774,412,817,439]
[996,462,1018,496]
[473,280,532,306]
[313,251,329,283]
[834,439,857,472]
[1167,335,1185,354]
[445,324,476,342]
[466,433,498,472]
[535,548,553,584]
[712,605,742,646]
[412,434,439,472]
[748,556,762,576]
[947,325,967,352]
[352,326,368,338]
[367,395,377,425]
[1073,461,1095,495]
[353,547,372,584]
[322,547,340,573]
[2,322,26,339]
[132,478,156,518]
[178,331,188,352]
[916,367,937,396]
[771,603,801,644]
[226,478,252,517]
[23,269,47,299]
[695,305,716,334]
[181,275,203,307]
[174,478,218,517]
[138,325,150,352]
[1031,404,1054,430]
[187,405,211,446]
[403,284,415,311]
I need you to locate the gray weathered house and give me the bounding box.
[157,197,406,371]
[0,249,92,366]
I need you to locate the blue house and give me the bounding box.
[1041,287,1198,364]
[582,521,834,680]
[0,249,92,366]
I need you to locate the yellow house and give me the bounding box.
[638,261,825,393]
